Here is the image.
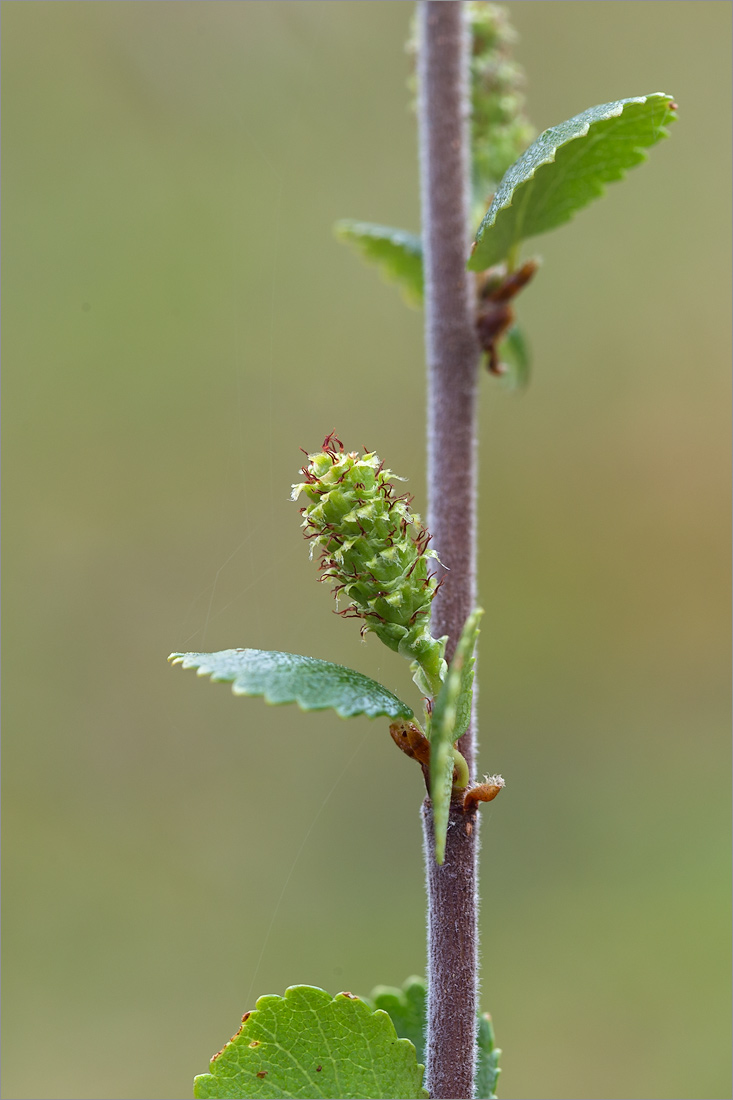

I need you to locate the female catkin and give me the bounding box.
[291,434,446,698]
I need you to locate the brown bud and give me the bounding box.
[389,720,431,768]
[463,774,505,812]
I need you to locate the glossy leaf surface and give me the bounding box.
[469,93,677,270]
[169,649,413,720]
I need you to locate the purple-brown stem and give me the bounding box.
[421,800,480,1099]
[417,2,482,1097]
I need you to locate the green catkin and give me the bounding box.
[291,434,446,699]
[407,3,533,218]
[469,1,534,204]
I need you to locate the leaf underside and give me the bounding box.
[193,985,429,1100]
[370,976,501,1099]
[334,220,424,306]
[429,609,484,863]
[169,649,413,721]
[469,93,677,270]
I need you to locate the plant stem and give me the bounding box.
[417,2,481,1098]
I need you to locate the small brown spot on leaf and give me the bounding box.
[242,1011,251,1022]
[316,1065,322,1072]
[249,1040,260,1048]
[256,1070,268,1079]
[341,991,358,999]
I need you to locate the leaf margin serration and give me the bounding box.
[468,92,677,270]
[169,648,414,721]
[193,984,429,1100]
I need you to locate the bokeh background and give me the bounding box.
[3,3,730,1098]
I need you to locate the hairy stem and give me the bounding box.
[417,2,481,1097]
[421,799,480,1098]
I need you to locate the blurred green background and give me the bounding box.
[2,3,730,1098]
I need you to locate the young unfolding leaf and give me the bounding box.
[428,721,458,868]
[334,221,424,307]
[434,608,483,747]
[469,93,677,271]
[193,985,429,1100]
[429,609,484,863]
[169,649,413,721]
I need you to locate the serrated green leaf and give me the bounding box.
[469,93,677,270]
[169,649,413,721]
[193,985,429,1099]
[476,1012,502,1100]
[497,324,531,391]
[334,221,424,307]
[367,975,501,1099]
[429,609,484,863]
[370,976,427,1065]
